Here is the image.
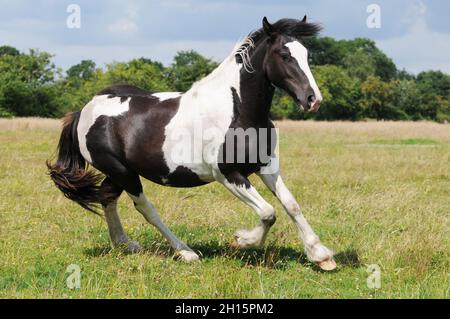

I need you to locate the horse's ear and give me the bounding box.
[262,17,274,36]
[301,15,307,23]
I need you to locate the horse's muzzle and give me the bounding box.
[307,99,321,113]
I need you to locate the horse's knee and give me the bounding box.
[285,201,301,216]
[261,204,276,226]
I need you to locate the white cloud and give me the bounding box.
[107,5,139,34]
[107,18,139,33]
[377,0,450,74]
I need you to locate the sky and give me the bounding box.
[0,0,449,74]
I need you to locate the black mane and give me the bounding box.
[248,18,322,44]
[236,18,322,65]
[271,18,322,38]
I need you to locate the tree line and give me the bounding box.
[0,37,449,122]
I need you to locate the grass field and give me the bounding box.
[0,118,449,299]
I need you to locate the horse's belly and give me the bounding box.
[150,168,212,188]
[136,162,213,188]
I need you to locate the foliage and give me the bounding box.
[0,45,20,57]
[0,41,449,122]
[361,76,400,120]
[0,49,63,117]
[166,50,218,92]
[313,65,362,120]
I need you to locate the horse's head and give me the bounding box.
[262,17,323,113]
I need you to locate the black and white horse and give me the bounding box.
[48,17,336,271]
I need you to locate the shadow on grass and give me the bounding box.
[84,240,361,272]
[83,245,112,257]
[334,249,361,267]
[192,241,361,272]
[191,241,308,270]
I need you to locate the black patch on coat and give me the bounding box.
[97,84,155,99]
[97,85,157,104]
[86,86,208,190]
[218,41,276,188]
[166,166,208,187]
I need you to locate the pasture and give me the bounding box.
[0,118,448,298]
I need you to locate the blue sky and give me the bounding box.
[0,0,449,73]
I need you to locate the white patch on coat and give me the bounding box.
[77,95,130,163]
[285,41,322,102]
[161,49,243,182]
[128,192,199,262]
[219,178,275,248]
[152,92,182,101]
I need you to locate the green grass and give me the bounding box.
[371,138,440,146]
[0,120,449,298]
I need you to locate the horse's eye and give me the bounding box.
[280,54,291,62]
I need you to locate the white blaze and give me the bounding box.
[285,41,322,102]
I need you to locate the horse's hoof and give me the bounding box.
[230,238,240,249]
[177,250,200,263]
[230,230,261,249]
[114,241,141,254]
[318,258,337,271]
[125,241,142,254]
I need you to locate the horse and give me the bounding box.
[47,16,336,271]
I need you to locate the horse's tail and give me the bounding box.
[46,112,104,214]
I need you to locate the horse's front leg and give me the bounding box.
[258,171,336,271]
[217,172,276,249]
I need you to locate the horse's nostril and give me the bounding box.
[307,95,316,105]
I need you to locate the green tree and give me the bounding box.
[305,37,397,81]
[270,90,296,120]
[414,71,450,120]
[416,71,450,98]
[342,50,376,81]
[66,60,97,81]
[0,49,62,117]
[0,45,20,57]
[167,50,218,92]
[304,37,345,66]
[105,58,170,92]
[312,65,362,120]
[56,68,107,114]
[390,79,420,120]
[361,76,407,120]
[347,38,397,81]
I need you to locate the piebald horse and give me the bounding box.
[47,17,336,271]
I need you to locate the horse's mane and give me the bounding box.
[235,18,322,73]
[269,18,322,39]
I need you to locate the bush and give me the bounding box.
[0,43,448,122]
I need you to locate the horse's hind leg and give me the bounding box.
[100,178,141,253]
[128,192,199,262]
[94,154,198,262]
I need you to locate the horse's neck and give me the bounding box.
[184,49,274,128]
[237,42,274,127]
[185,56,241,97]
[238,69,274,127]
